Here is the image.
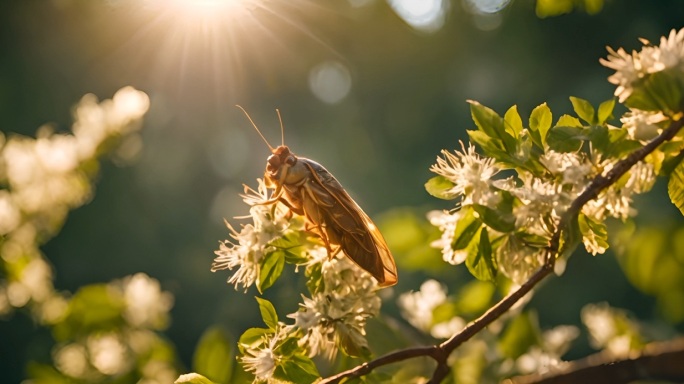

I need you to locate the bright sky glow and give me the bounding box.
[160,0,255,24]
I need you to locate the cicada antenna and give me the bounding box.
[276,108,285,147]
[236,105,275,153]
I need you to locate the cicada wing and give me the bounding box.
[300,159,398,287]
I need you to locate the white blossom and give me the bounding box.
[539,150,592,186]
[620,109,668,142]
[121,273,174,329]
[600,27,684,102]
[288,253,380,360]
[240,325,290,382]
[212,180,293,291]
[583,161,655,222]
[430,142,501,207]
[397,279,448,332]
[427,209,467,265]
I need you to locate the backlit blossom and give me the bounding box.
[212,180,293,291]
[240,326,290,381]
[289,253,380,359]
[601,27,684,102]
[122,273,174,329]
[427,209,467,265]
[430,142,501,207]
[539,150,592,186]
[620,110,668,142]
[397,279,447,332]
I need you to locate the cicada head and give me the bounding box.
[265,145,305,186]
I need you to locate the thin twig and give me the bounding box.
[319,117,684,384]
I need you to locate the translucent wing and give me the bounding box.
[299,159,398,287]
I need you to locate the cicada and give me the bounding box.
[238,106,398,287]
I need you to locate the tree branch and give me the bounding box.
[319,117,684,384]
[505,337,684,384]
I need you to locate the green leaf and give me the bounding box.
[570,96,596,125]
[468,100,504,138]
[473,204,515,233]
[529,103,553,148]
[278,354,320,384]
[578,214,609,254]
[425,175,457,200]
[275,337,300,357]
[257,250,285,293]
[627,70,684,113]
[597,98,616,124]
[556,114,583,128]
[498,312,541,359]
[559,214,582,259]
[192,327,234,384]
[238,327,271,352]
[468,100,517,152]
[452,207,483,250]
[504,105,523,139]
[175,373,219,384]
[466,228,497,282]
[668,158,684,216]
[255,297,278,329]
[269,233,308,264]
[546,126,584,153]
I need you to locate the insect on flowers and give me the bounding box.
[237,106,398,287]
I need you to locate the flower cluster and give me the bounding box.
[50,274,177,383]
[211,181,296,291]
[600,28,684,104]
[214,179,385,380]
[289,250,380,359]
[0,87,149,319]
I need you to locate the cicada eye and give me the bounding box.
[285,156,296,166]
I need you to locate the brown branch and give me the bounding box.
[505,337,684,384]
[319,117,684,384]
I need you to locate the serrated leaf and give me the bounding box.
[556,114,583,128]
[175,373,219,384]
[473,204,515,233]
[529,103,553,148]
[570,96,596,124]
[597,98,616,124]
[192,327,234,384]
[255,297,278,329]
[504,105,523,139]
[425,175,457,200]
[468,100,505,139]
[466,228,497,282]
[452,207,483,250]
[469,100,517,152]
[257,251,285,293]
[546,126,585,153]
[668,159,684,216]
